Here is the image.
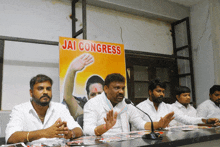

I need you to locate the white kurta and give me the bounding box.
[197,99,220,119]
[5,101,82,142]
[136,99,203,127]
[83,92,147,136]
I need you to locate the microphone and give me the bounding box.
[125,99,162,140]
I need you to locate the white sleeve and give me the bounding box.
[83,101,99,135]
[5,106,24,142]
[171,105,203,125]
[128,105,147,130]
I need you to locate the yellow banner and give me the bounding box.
[59,37,126,99]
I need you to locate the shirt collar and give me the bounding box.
[175,101,184,108]
[28,100,53,113]
[103,92,113,110]
[146,98,154,106]
[102,92,127,115]
[174,101,191,109]
[27,100,34,112]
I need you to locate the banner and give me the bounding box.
[59,37,127,100]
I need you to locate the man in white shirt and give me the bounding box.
[6,74,83,144]
[136,79,219,127]
[197,85,220,119]
[83,73,175,136]
[171,86,197,126]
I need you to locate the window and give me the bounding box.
[126,50,179,105]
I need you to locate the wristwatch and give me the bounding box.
[71,130,76,139]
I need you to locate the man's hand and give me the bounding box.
[70,53,94,71]
[44,118,68,138]
[94,110,118,136]
[104,110,118,130]
[158,111,175,128]
[207,118,220,126]
[62,121,73,139]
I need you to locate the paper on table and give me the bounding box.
[164,125,199,132]
[0,142,26,147]
[26,138,67,146]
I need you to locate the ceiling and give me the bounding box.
[168,0,203,7]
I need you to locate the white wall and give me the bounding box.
[2,41,59,110]
[77,3,173,54]
[190,0,215,105]
[210,0,220,85]
[0,0,173,110]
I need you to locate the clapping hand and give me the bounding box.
[159,111,175,128]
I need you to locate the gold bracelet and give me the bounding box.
[27,131,30,142]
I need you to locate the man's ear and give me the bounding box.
[30,89,33,97]
[104,85,108,92]
[149,90,152,96]
[176,95,179,100]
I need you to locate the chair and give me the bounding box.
[76,114,83,129]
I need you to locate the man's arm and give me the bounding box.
[83,99,114,136]
[7,118,73,144]
[201,118,220,125]
[144,112,174,130]
[94,108,173,133]
[143,112,175,130]
[63,53,94,119]
[171,105,219,125]
[8,118,83,144]
[93,110,118,136]
[129,104,174,130]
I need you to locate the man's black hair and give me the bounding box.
[209,85,220,95]
[148,78,166,94]
[86,75,104,95]
[174,86,191,99]
[104,73,125,87]
[30,74,53,90]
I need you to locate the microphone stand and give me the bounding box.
[125,99,162,140]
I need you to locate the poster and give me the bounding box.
[59,36,127,101]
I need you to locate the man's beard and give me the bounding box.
[152,94,163,104]
[213,99,220,106]
[32,94,52,106]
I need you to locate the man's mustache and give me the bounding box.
[117,93,124,97]
[40,94,51,99]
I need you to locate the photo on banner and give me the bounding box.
[59,36,127,101]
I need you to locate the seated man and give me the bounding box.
[83,73,175,136]
[136,78,219,127]
[171,86,197,126]
[197,85,220,119]
[6,74,83,144]
[63,53,104,119]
